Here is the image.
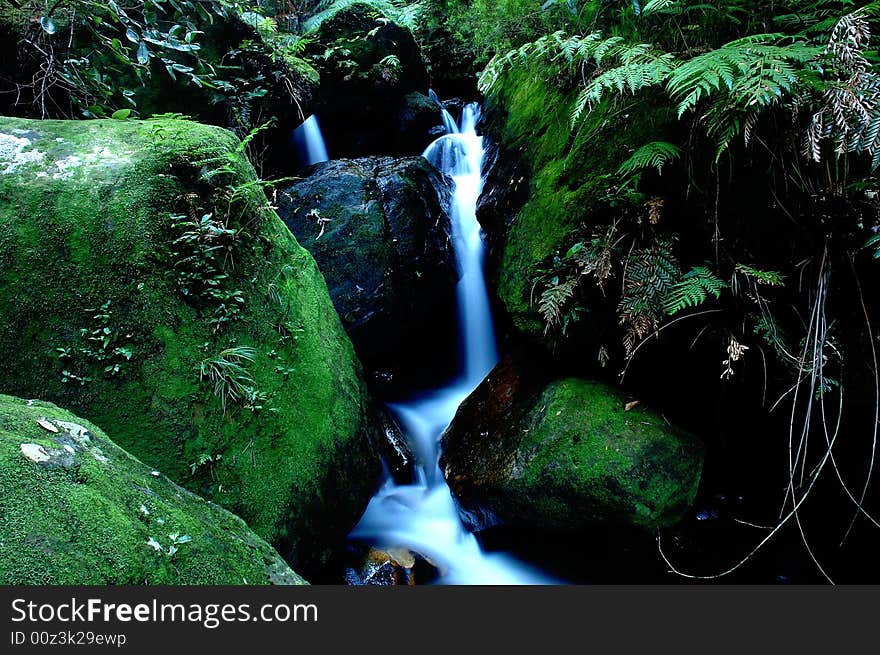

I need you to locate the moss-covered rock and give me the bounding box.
[278,156,458,392]
[0,116,381,573]
[480,62,672,337]
[440,356,703,531]
[0,394,305,585]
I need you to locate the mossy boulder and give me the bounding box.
[277,156,458,392]
[0,394,305,585]
[480,61,672,337]
[0,116,381,573]
[440,356,703,531]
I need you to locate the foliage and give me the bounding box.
[806,4,880,168]
[618,235,681,355]
[170,212,246,332]
[662,266,728,315]
[55,300,134,384]
[8,0,250,117]
[198,345,258,414]
[617,141,681,176]
[303,0,424,33]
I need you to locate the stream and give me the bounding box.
[346,100,554,584]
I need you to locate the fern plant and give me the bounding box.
[304,0,423,33]
[806,4,880,169]
[617,141,682,177]
[618,235,681,355]
[662,266,728,315]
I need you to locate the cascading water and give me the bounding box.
[350,98,553,584]
[292,114,329,166]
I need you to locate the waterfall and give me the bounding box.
[293,115,329,166]
[349,98,553,584]
[429,89,459,135]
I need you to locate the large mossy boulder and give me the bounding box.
[307,5,438,157]
[0,394,305,585]
[0,116,381,573]
[480,62,672,337]
[440,356,704,531]
[277,156,458,391]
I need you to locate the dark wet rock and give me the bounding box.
[370,411,416,484]
[278,156,459,392]
[308,6,436,156]
[394,92,444,155]
[440,354,704,532]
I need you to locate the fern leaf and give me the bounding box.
[617,141,682,176]
[662,266,728,315]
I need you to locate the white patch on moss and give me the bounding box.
[0,133,45,174]
[52,146,132,180]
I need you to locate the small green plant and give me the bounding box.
[56,300,134,383]
[170,212,246,332]
[198,345,257,414]
[147,532,192,558]
[190,452,223,480]
[662,266,728,315]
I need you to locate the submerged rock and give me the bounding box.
[0,116,381,574]
[344,546,441,586]
[440,356,704,531]
[0,395,305,585]
[278,156,459,391]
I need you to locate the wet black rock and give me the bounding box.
[278,156,460,392]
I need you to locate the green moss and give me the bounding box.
[507,380,703,527]
[0,117,380,572]
[0,394,305,584]
[443,372,703,530]
[486,61,672,335]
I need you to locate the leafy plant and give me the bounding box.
[617,141,682,177]
[198,345,257,414]
[618,235,681,355]
[662,266,728,315]
[56,300,134,383]
[303,0,424,33]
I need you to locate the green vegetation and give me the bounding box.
[0,394,306,584]
[0,116,380,572]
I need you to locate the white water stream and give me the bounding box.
[350,100,553,584]
[294,114,329,165]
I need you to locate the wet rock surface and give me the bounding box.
[278,156,460,392]
[343,546,441,586]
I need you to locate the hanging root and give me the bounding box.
[658,244,879,582]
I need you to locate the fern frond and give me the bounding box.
[617,141,682,176]
[582,45,677,110]
[618,235,681,355]
[539,278,579,335]
[304,0,422,33]
[735,264,786,285]
[662,266,728,315]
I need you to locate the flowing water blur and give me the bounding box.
[350,99,554,584]
[293,114,329,165]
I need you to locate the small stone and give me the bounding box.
[20,443,50,463]
[37,417,58,433]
